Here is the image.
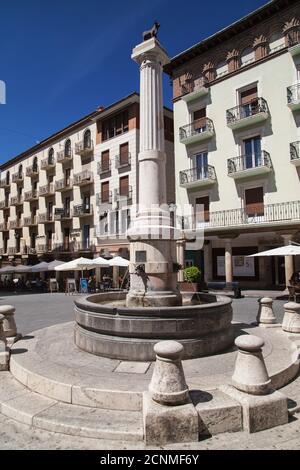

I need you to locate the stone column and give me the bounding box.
[176,239,185,283]
[203,241,213,283]
[113,266,119,288]
[127,36,181,307]
[282,234,294,287]
[224,239,233,285]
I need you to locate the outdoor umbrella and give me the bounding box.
[13,265,32,273]
[247,245,300,257]
[108,256,130,267]
[0,266,16,274]
[47,260,65,271]
[87,257,110,267]
[54,257,96,272]
[31,262,49,272]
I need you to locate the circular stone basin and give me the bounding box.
[74,292,234,361]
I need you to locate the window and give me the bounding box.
[6,171,10,185]
[101,181,110,202]
[101,150,110,171]
[245,187,264,216]
[65,168,71,186]
[119,175,129,197]
[102,110,129,141]
[193,108,207,133]
[64,197,70,217]
[241,47,255,67]
[239,85,258,118]
[18,164,22,177]
[65,139,71,157]
[83,193,90,212]
[195,196,210,222]
[33,156,38,172]
[216,61,228,78]
[269,32,285,53]
[119,143,129,165]
[48,148,54,165]
[83,129,91,149]
[194,152,208,179]
[243,136,262,168]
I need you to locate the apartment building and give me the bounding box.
[0,93,174,267]
[166,0,300,287]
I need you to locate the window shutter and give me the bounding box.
[101,181,109,202]
[245,187,264,215]
[119,176,129,196]
[120,143,129,164]
[101,150,110,171]
[240,86,258,104]
[196,196,210,222]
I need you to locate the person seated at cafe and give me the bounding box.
[290,271,300,286]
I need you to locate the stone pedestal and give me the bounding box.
[149,341,188,405]
[232,335,271,395]
[127,37,181,308]
[0,315,9,371]
[257,298,279,328]
[282,302,300,333]
[0,305,20,344]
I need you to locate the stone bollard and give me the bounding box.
[257,297,277,326]
[0,305,17,338]
[282,302,300,334]
[143,341,198,445]
[221,334,288,433]
[232,335,271,395]
[0,314,9,371]
[149,340,189,405]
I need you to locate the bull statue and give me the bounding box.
[143,21,160,41]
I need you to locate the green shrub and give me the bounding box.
[183,266,201,283]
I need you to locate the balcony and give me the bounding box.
[57,149,73,163]
[38,183,55,197]
[75,140,94,157]
[41,157,55,170]
[8,247,17,256]
[23,216,38,227]
[38,212,54,224]
[190,200,300,233]
[55,178,73,192]
[10,195,24,206]
[54,208,72,221]
[0,223,8,231]
[9,219,23,229]
[226,98,269,130]
[181,77,209,102]
[72,204,93,218]
[288,36,300,56]
[26,165,38,177]
[97,191,112,206]
[227,151,272,179]
[73,170,93,187]
[12,172,24,184]
[24,190,38,202]
[179,118,215,145]
[97,161,111,176]
[0,200,10,210]
[287,84,300,111]
[0,179,10,189]
[290,141,300,167]
[75,242,96,253]
[115,153,131,169]
[179,165,217,189]
[115,186,133,203]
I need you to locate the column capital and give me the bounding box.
[131,37,170,66]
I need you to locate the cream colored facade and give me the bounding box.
[0,93,174,266]
[171,3,300,287]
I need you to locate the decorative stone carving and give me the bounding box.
[283,18,300,46]
[148,340,189,405]
[257,297,277,326]
[253,35,269,60]
[232,335,271,395]
[282,302,300,333]
[283,17,300,33]
[226,49,240,72]
[202,62,216,82]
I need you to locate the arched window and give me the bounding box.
[269,31,285,53]
[241,47,255,66]
[48,148,54,165]
[216,60,228,78]
[65,139,71,157]
[6,171,10,185]
[83,129,91,149]
[18,164,23,178]
[33,156,38,172]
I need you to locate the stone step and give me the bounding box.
[0,372,144,441]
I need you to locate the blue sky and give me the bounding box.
[0,0,267,162]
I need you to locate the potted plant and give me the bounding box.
[180,266,202,292]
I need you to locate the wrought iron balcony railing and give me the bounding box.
[10,195,24,206]
[56,149,73,163]
[0,179,10,188]
[26,165,38,177]
[179,118,214,143]
[97,161,111,175]
[24,190,38,201]
[73,170,93,186]
[38,183,55,197]
[72,205,93,217]
[290,141,300,162]
[74,242,96,252]
[8,247,17,255]
[97,191,112,205]
[9,219,23,229]
[54,178,73,191]
[115,153,131,169]
[287,83,300,106]
[12,172,24,183]
[54,209,72,221]
[179,165,216,186]
[75,140,94,156]
[0,222,8,231]
[115,186,133,201]
[226,97,269,126]
[23,216,38,227]
[41,157,55,170]
[227,151,272,175]
[38,212,54,223]
[0,200,9,209]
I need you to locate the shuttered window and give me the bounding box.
[245,187,264,216]
[119,176,129,197]
[120,143,129,165]
[101,181,110,202]
[196,196,210,222]
[101,150,110,171]
[240,86,258,104]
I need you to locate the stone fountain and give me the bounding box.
[74,33,234,361]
